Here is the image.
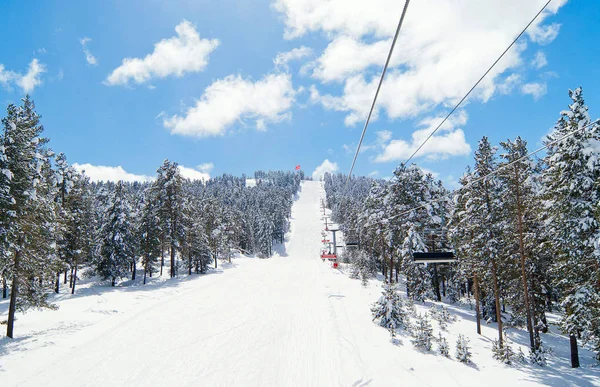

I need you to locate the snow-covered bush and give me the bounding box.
[516,347,527,364]
[411,313,434,351]
[429,305,456,331]
[492,339,514,365]
[529,334,548,366]
[455,334,472,363]
[437,332,450,357]
[350,249,374,287]
[371,281,410,339]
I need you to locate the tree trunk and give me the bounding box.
[441,278,446,297]
[143,267,147,285]
[433,264,442,301]
[7,249,21,338]
[491,259,503,347]
[188,255,192,275]
[55,271,60,293]
[132,258,136,281]
[2,275,7,299]
[170,244,176,278]
[474,273,481,335]
[389,250,394,284]
[69,267,74,288]
[515,164,536,351]
[111,277,116,287]
[569,334,580,368]
[64,268,68,284]
[71,262,78,295]
[160,241,164,276]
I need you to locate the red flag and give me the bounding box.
[295,165,301,170]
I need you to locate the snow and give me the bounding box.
[1,181,599,386]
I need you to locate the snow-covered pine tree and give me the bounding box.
[54,152,74,293]
[411,313,434,351]
[96,182,134,286]
[0,125,12,300]
[492,338,514,364]
[2,96,60,338]
[138,191,161,284]
[153,160,184,277]
[438,332,450,357]
[541,87,600,365]
[371,281,410,339]
[430,305,456,331]
[66,172,95,294]
[455,334,472,363]
[450,166,485,335]
[350,249,375,287]
[529,333,547,366]
[498,136,551,354]
[400,225,429,302]
[469,137,506,347]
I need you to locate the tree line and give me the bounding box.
[325,87,600,366]
[0,96,301,338]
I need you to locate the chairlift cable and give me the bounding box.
[346,0,411,184]
[402,0,553,166]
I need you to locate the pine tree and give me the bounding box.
[529,333,547,366]
[371,281,410,339]
[153,160,184,277]
[0,126,12,300]
[498,137,550,353]
[411,313,434,351]
[2,96,59,338]
[137,192,161,284]
[95,182,134,286]
[437,332,450,357]
[350,249,375,286]
[401,225,429,302]
[455,334,472,363]
[468,137,506,347]
[541,87,600,365]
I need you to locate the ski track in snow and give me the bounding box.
[1,181,599,386]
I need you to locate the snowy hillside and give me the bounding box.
[1,181,599,386]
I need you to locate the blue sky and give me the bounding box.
[0,0,598,185]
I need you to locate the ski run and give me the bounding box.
[1,181,598,386]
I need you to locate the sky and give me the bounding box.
[0,0,598,186]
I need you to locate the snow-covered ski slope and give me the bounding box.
[1,181,599,386]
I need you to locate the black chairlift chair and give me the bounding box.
[412,227,456,264]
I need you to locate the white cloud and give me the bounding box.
[526,23,561,45]
[80,37,98,66]
[1,60,47,93]
[312,159,339,180]
[72,163,153,183]
[0,64,15,87]
[105,20,219,86]
[276,0,566,126]
[274,46,313,70]
[531,51,547,69]
[521,82,547,100]
[311,36,390,82]
[16,59,46,93]
[497,73,522,94]
[374,111,471,162]
[178,165,210,181]
[196,162,214,173]
[164,73,295,137]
